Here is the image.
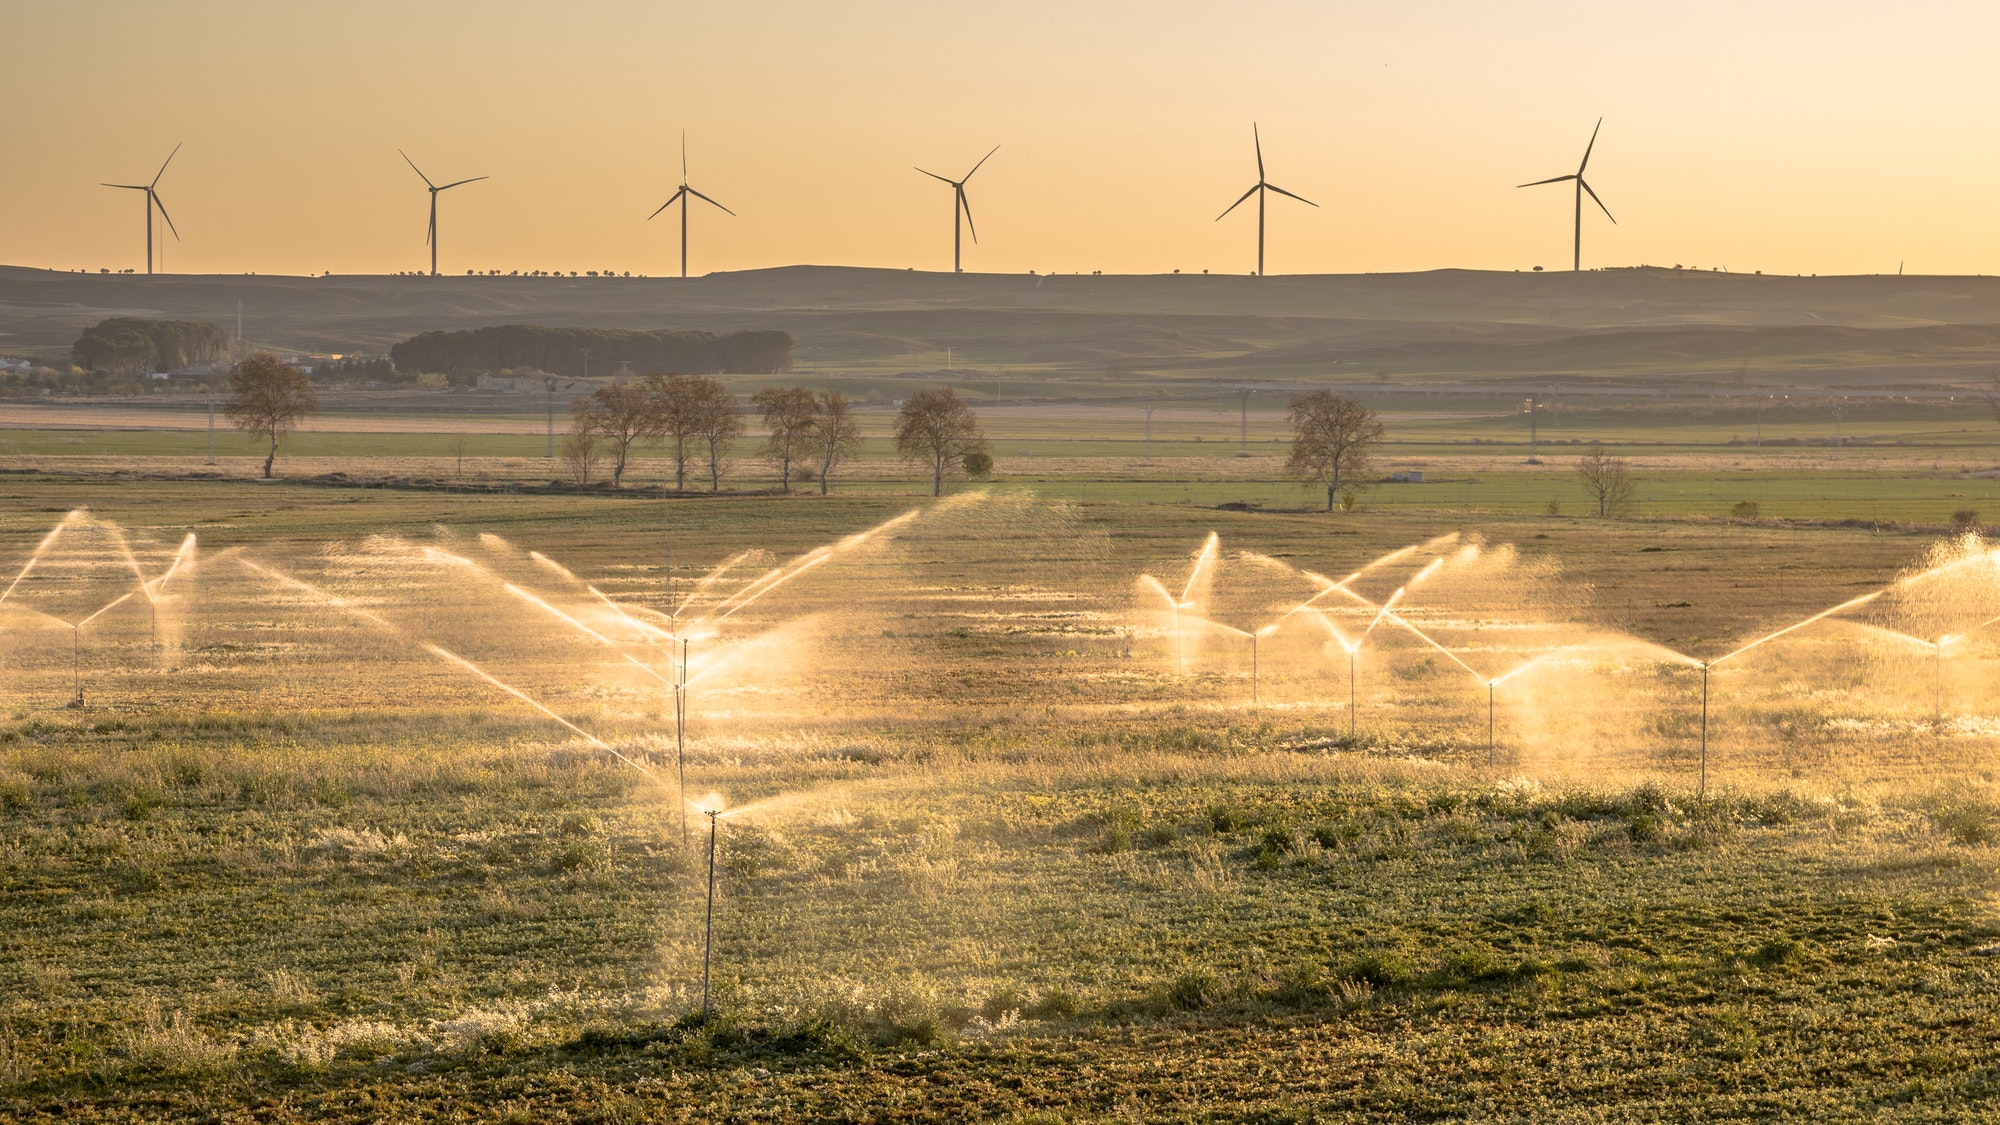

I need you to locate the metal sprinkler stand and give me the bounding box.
[677,637,690,845]
[1487,681,1495,766]
[1347,647,1357,741]
[702,808,721,1019]
[1934,641,1945,726]
[69,626,84,709]
[1699,662,1710,799]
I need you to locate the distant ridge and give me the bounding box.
[5,264,2000,387]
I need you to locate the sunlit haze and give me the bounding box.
[7,0,1999,278]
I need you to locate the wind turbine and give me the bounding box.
[647,133,735,279]
[1519,118,1615,272]
[101,144,182,276]
[916,145,998,274]
[400,150,487,277]
[1216,125,1316,277]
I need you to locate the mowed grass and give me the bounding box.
[2,479,2000,1121]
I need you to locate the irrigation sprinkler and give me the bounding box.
[702,807,721,1019]
[1693,587,1886,797]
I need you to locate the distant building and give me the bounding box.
[1389,470,1424,483]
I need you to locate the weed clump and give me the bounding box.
[1168,968,1224,1011]
[1929,798,1999,845]
[1206,803,1248,834]
[1337,951,1412,990]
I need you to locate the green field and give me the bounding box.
[1,473,1998,1121]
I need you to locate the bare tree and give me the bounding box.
[223,352,318,479]
[649,372,712,491]
[693,380,743,490]
[1284,390,1385,512]
[447,431,469,479]
[560,426,602,486]
[753,385,818,493]
[1576,443,1637,516]
[574,380,663,488]
[808,390,864,496]
[895,387,987,497]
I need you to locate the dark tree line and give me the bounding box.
[308,356,403,385]
[389,325,793,377]
[71,318,231,376]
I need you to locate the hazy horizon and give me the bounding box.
[7,1,1999,279]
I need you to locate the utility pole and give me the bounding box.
[206,393,216,465]
[1833,400,1846,452]
[1528,395,1538,459]
[545,378,555,458]
[1145,406,1155,460]
[1239,389,1249,451]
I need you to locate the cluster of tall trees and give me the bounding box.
[568,373,741,489]
[570,377,989,496]
[389,325,792,377]
[71,317,230,376]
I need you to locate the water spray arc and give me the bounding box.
[1693,588,1888,796]
[230,556,669,790]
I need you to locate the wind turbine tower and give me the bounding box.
[1519,118,1616,272]
[400,150,487,277]
[916,146,998,273]
[648,134,735,279]
[1216,125,1316,277]
[101,144,183,275]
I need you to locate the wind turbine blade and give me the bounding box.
[437,176,488,191]
[1578,117,1603,174]
[963,144,999,181]
[102,183,148,190]
[400,149,435,189]
[1254,123,1264,181]
[1517,174,1576,188]
[151,142,182,188]
[1580,178,1616,224]
[686,186,736,216]
[959,187,978,243]
[427,209,435,246]
[681,129,688,178]
[1263,182,1318,208]
[916,167,956,185]
[152,193,181,240]
[1216,183,1259,221]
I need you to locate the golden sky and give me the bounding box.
[5,0,1998,278]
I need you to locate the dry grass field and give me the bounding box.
[2,474,1999,1121]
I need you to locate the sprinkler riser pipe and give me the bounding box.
[701,812,718,1018]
